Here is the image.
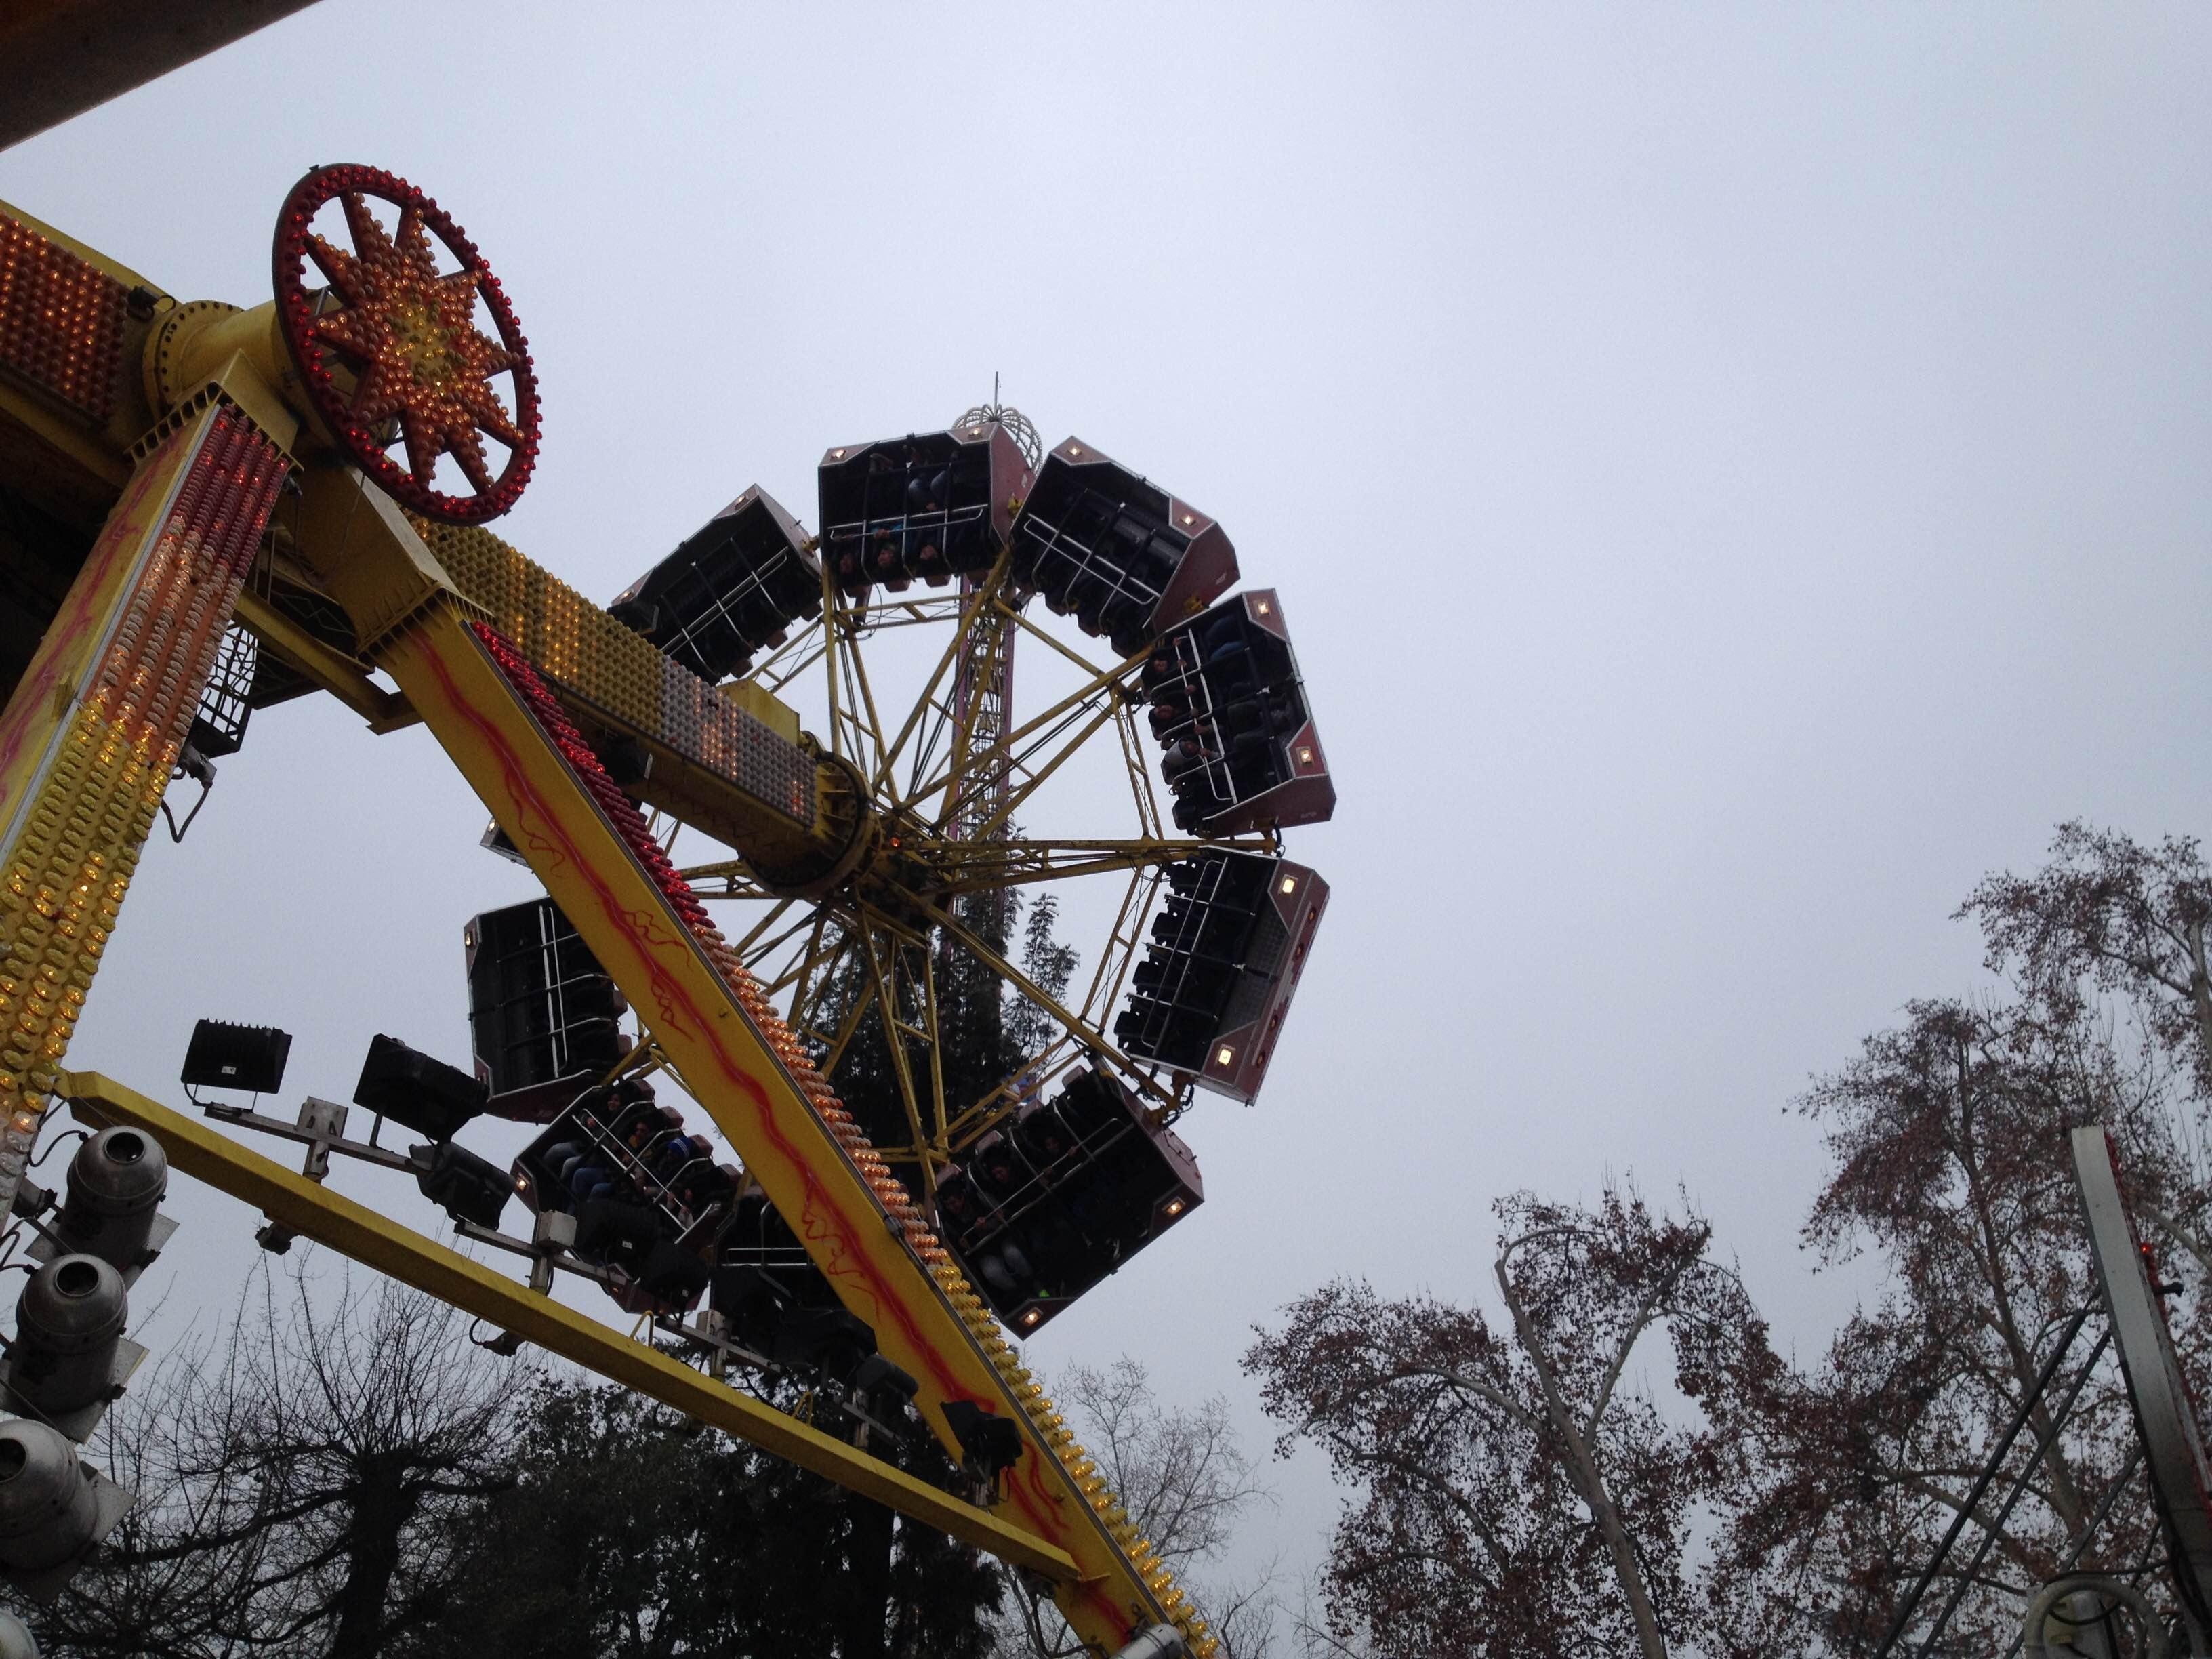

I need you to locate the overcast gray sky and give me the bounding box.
[8,1,2212,1614]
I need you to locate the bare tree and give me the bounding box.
[1959,821,2212,1099]
[1245,1183,1774,1659]
[9,1254,525,1658]
[1961,820,2212,1265]
[1715,825,2212,1655]
[996,1358,1277,1659]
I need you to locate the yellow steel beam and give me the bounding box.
[230,588,417,733]
[52,1069,1080,1580]
[0,398,288,1130]
[407,518,834,877]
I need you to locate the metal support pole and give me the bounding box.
[1872,1302,2095,1659]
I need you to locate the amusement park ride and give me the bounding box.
[0,140,1335,1654]
[9,26,2212,1659]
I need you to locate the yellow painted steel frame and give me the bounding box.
[52,1068,1078,1578]
[1,394,289,1124]
[290,463,1206,1655]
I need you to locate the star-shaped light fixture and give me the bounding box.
[274,164,541,523]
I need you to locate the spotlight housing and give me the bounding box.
[941,1399,1025,1484]
[180,1020,291,1096]
[413,1140,512,1230]
[353,1034,488,1143]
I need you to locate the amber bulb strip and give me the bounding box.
[0,211,127,424]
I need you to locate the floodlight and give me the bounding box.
[353,1034,487,1143]
[941,1399,1024,1481]
[180,1019,291,1095]
[3,1254,134,1433]
[0,1418,131,1604]
[51,1126,169,1276]
[413,1141,512,1230]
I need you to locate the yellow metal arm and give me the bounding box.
[52,1069,1078,1578]
[230,588,417,733]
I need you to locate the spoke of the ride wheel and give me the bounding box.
[874,556,1011,796]
[856,922,939,1198]
[817,558,848,762]
[922,837,1243,895]
[764,918,855,1004]
[1115,700,1166,839]
[813,968,878,1078]
[901,687,964,811]
[724,903,819,977]
[642,1050,706,1115]
[998,594,1126,682]
[902,631,999,819]
[928,898,1179,1109]
[821,608,891,780]
[828,621,862,762]
[843,594,967,630]
[905,640,1113,822]
[727,897,798,956]
[921,947,949,1149]
[960,699,1122,845]
[838,616,895,790]
[780,914,835,1031]
[997,656,1139,762]
[898,623,1141,827]
[931,605,1012,817]
[678,859,776,900]
[919,687,1111,835]
[1078,867,1158,1031]
[602,1035,665,1092]
[753,630,830,697]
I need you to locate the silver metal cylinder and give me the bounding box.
[55,1127,167,1273]
[1111,1626,1189,1659]
[9,1254,127,1415]
[0,1608,39,1658]
[2021,1574,2166,1659]
[0,1419,101,1575]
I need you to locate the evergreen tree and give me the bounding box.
[413,1376,1000,1659]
